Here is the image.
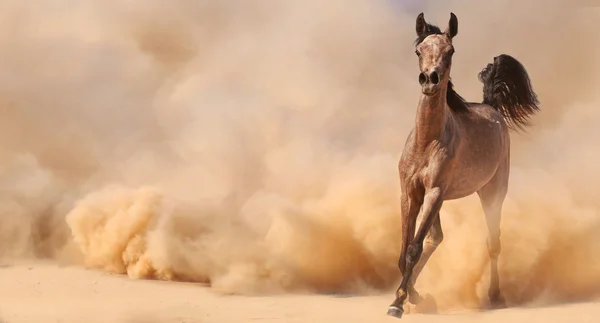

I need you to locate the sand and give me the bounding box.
[0,262,599,323]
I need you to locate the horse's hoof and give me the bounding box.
[490,296,507,309]
[387,306,404,319]
[489,292,507,310]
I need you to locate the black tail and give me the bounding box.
[478,54,540,131]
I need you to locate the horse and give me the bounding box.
[386,12,540,319]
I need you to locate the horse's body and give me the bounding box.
[401,102,509,201]
[387,13,539,319]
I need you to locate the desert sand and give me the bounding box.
[1,262,599,323]
[1,1,600,323]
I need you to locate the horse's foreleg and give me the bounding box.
[388,188,443,319]
[407,212,443,304]
[390,193,419,319]
[397,195,417,276]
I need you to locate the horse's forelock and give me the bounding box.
[414,23,443,46]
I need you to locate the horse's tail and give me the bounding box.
[478,54,540,131]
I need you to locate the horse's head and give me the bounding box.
[414,13,458,96]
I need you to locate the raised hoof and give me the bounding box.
[387,306,404,319]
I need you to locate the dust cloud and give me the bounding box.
[0,0,598,313]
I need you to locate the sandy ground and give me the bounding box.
[0,263,598,323]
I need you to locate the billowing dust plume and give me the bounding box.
[0,0,598,313]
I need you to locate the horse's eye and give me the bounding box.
[415,50,420,56]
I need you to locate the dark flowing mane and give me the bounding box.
[414,22,470,114]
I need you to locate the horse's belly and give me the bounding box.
[444,181,488,200]
[444,158,501,200]
[444,177,493,200]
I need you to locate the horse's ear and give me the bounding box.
[445,12,458,39]
[416,13,427,37]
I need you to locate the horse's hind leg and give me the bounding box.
[407,212,443,304]
[477,157,509,308]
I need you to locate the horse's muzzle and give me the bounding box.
[419,70,440,85]
[421,84,439,95]
[419,70,441,95]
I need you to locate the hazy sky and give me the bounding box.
[389,0,424,14]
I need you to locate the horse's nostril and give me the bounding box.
[430,71,439,85]
[418,72,427,85]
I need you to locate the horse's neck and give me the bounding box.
[414,90,450,151]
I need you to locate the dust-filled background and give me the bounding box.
[0,0,598,313]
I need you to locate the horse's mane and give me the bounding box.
[414,23,470,114]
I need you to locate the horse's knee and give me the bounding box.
[406,243,423,265]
